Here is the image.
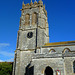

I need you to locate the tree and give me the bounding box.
[0,62,13,75]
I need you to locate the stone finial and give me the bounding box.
[34,1,38,5]
[44,4,45,9]
[38,0,43,4]
[31,0,32,2]
[26,3,30,6]
[30,0,33,6]
[45,10,47,16]
[22,1,25,8]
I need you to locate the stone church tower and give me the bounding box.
[13,0,49,75]
[13,0,75,75]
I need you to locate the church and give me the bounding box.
[13,0,75,75]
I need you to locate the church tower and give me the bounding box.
[13,0,49,75]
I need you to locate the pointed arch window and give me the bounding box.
[32,12,37,25]
[44,66,53,75]
[63,48,70,53]
[73,61,75,73]
[25,14,30,25]
[49,49,56,53]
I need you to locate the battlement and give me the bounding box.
[21,0,43,9]
[21,0,47,16]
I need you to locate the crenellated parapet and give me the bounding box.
[21,0,43,9]
[21,0,47,17]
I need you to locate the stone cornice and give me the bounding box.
[19,25,46,31]
[32,53,75,59]
[16,48,35,51]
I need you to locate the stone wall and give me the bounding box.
[32,58,64,75]
[64,57,75,75]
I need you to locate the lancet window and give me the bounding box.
[25,14,30,25]
[32,12,37,25]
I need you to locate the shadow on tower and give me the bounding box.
[25,62,34,75]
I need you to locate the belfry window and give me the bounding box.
[32,12,37,25]
[25,14,30,25]
[73,61,75,73]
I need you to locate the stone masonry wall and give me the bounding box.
[32,58,64,75]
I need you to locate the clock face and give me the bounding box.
[27,32,33,38]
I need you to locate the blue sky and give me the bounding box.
[0,0,75,62]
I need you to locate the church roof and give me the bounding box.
[44,41,75,47]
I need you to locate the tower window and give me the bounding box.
[73,61,75,73]
[27,32,33,38]
[32,12,37,25]
[25,14,30,25]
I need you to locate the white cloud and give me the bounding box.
[0,43,10,47]
[0,60,4,62]
[0,43,14,62]
[0,51,14,57]
[6,58,14,62]
[0,43,14,57]
[0,58,14,62]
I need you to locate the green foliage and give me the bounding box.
[0,62,13,75]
